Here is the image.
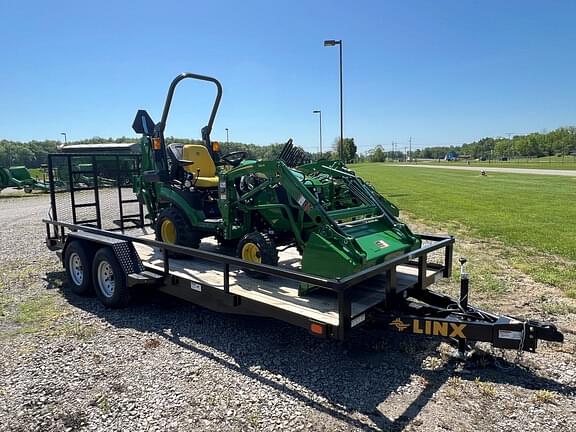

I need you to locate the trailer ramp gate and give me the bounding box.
[47,153,144,233]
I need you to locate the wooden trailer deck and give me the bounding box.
[133,234,440,326]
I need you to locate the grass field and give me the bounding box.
[27,168,46,179]
[354,163,576,295]
[414,155,576,170]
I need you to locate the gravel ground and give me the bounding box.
[0,192,575,432]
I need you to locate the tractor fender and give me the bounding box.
[158,187,208,227]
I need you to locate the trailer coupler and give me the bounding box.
[375,258,563,353]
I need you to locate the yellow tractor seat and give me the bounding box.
[182,144,219,188]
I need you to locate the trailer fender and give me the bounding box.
[61,235,98,268]
[64,231,145,277]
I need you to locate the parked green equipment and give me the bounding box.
[0,165,49,193]
[132,73,420,289]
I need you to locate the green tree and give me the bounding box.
[369,146,386,162]
[332,137,357,162]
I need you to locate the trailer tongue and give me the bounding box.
[381,270,563,354]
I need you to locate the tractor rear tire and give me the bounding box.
[237,232,278,279]
[155,207,201,256]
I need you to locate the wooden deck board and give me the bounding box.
[133,235,432,326]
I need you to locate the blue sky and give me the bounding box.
[0,0,574,153]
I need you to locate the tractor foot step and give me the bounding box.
[127,271,164,287]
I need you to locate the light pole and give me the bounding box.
[60,132,67,146]
[324,39,343,161]
[225,128,229,145]
[312,110,323,158]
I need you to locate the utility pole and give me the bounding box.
[312,110,323,158]
[405,146,408,162]
[409,136,412,162]
[323,39,344,161]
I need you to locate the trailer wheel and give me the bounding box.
[64,240,94,296]
[155,207,201,254]
[92,247,131,308]
[237,232,278,279]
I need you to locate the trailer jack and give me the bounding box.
[377,258,564,353]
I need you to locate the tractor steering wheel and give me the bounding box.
[220,151,247,167]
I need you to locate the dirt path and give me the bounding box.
[398,164,576,176]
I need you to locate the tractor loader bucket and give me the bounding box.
[301,219,420,287]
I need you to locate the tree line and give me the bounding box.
[6,126,573,168]
[0,136,359,168]
[367,126,576,162]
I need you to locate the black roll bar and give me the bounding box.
[158,73,223,136]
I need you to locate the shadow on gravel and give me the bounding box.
[48,271,574,432]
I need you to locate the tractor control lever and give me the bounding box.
[177,159,194,167]
[192,169,200,188]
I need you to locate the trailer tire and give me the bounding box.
[155,207,200,256]
[237,232,278,279]
[92,247,131,308]
[64,240,94,296]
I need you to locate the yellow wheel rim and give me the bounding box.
[241,243,261,263]
[160,219,177,244]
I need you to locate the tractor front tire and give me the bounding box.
[237,232,278,279]
[155,207,201,255]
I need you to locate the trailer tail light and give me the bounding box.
[212,141,220,153]
[152,137,161,150]
[309,322,326,336]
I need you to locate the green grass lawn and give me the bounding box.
[414,155,576,170]
[355,163,576,293]
[27,168,46,179]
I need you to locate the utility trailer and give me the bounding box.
[44,152,563,353]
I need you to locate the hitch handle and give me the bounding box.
[458,257,469,356]
[459,257,469,310]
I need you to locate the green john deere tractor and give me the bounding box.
[132,73,420,290]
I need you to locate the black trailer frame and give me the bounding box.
[45,218,453,340]
[44,152,563,352]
